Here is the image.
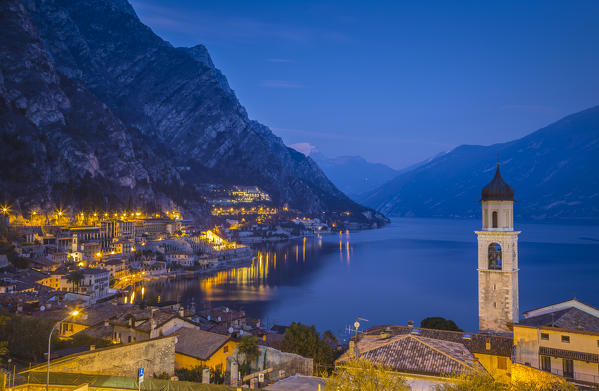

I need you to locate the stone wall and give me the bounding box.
[34,335,176,377]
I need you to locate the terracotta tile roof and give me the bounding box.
[364,325,513,357]
[197,306,245,323]
[345,334,483,378]
[135,311,178,332]
[73,323,114,340]
[32,302,125,326]
[111,308,152,326]
[259,333,284,350]
[519,307,599,333]
[175,327,230,360]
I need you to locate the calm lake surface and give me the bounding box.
[147,218,599,339]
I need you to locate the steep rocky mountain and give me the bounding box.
[0,0,383,224]
[0,0,178,213]
[308,152,399,200]
[361,106,599,222]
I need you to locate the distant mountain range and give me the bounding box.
[360,106,599,222]
[308,152,399,199]
[0,0,385,225]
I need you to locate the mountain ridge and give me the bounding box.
[360,105,599,222]
[308,152,399,199]
[0,0,385,225]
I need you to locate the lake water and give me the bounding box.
[146,218,599,340]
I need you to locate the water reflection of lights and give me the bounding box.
[339,231,351,265]
[147,239,328,303]
[198,253,272,300]
[303,237,306,262]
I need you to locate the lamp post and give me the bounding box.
[47,310,79,391]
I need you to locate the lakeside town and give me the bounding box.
[0,185,335,302]
[1,0,598,389]
[0,169,596,390]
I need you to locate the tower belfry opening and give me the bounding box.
[476,164,519,334]
[488,243,502,270]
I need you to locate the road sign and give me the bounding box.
[258,373,264,383]
[138,368,144,383]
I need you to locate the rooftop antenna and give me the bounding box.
[353,317,369,337]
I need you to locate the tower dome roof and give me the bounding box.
[481,164,514,201]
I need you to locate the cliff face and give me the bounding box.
[0,0,175,213]
[360,106,599,222]
[1,0,382,223]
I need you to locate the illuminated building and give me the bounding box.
[513,299,599,387]
[476,164,519,334]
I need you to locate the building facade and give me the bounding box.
[513,299,599,387]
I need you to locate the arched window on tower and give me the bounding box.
[488,243,502,270]
[492,211,498,228]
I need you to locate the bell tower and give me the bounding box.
[476,164,519,334]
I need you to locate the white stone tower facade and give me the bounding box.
[476,164,519,334]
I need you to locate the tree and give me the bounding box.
[421,317,462,331]
[433,373,577,391]
[280,322,337,373]
[324,357,410,391]
[67,269,84,292]
[434,373,508,391]
[238,335,260,366]
[0,313,55,362]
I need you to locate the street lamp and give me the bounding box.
[47,310,79,391]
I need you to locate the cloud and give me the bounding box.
[273,127,456,148]
[260,80,306,89]
[289,142,318,156]
[266,58,293,63]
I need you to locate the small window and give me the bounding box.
[128,336,132,343]
[561,335,570,343]
[497,357,507,370]
[223,345,229,353]
[492,211,498,228]
[541,333,549,340]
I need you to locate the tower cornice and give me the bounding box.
[475,230,520,236]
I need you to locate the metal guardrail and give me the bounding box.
[544,367,599,386]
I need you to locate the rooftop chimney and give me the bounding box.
[408,320,414,328]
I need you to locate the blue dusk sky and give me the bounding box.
[131,0,599,169]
